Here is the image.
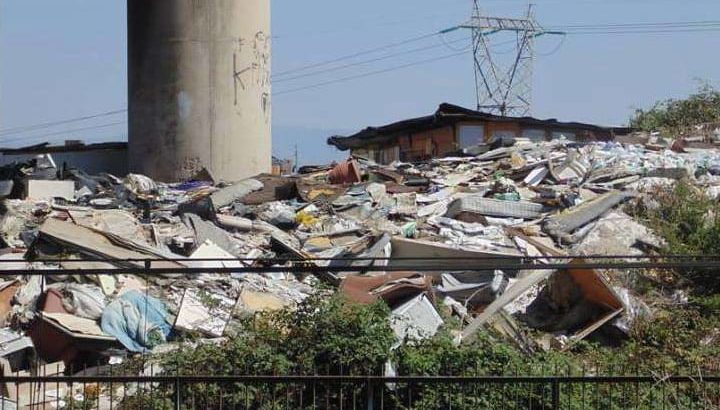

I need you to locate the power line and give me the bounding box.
[548,20,720,30]
[271,19,720,98]
[274,49,469,96]
[273,30,450,78]
[274,35,470,83]
[0,109,126,137]
[537,35,566,57]
[564,28,720,35]
[273,9,465,40]
[0,122,126,145]
[3,19,717,121]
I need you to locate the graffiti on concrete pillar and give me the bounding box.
[253,31,270,89]
[232,31,271,121]
[233,54,253,105]
[253,31,271,122]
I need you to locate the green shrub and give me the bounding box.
[630,83,720,135]
[627,179,720,291]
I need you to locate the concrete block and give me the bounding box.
[26,180,75,200]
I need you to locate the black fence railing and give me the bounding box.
[1,256,718,408]
[1,373,719,409]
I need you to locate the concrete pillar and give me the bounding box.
[128,0,271,182]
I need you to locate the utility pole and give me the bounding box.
[293,143,298,173]
[460,2,564,116]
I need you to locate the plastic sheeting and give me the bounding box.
[100,290,171,353]
[612,287,651,335]
[52,283,106,320]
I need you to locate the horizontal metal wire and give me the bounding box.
[0,375,718,384]
[4,254,720,263]
[1,259,719,276]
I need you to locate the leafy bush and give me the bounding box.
[135,294,394,408]
[627,179,720,291]
[114,237,720,408]
[630,83,720,134]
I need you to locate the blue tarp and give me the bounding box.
[101,290,171,352]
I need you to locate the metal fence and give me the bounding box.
[1,372,719,409]
[1,256,719,408]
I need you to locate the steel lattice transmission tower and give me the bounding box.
[461,2,562,116]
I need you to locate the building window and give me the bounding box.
[492,130,517,144]
[382,146,400,164]
[458,125,485,148]
[522,129,547,142]
[552,131,576,141]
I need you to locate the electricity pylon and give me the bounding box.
[460,2,563,116]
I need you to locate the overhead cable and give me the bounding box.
[273,30,453,78]
[0,121,126,145]
[274,49,469,96]
[0,109,126,137]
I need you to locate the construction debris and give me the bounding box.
[0,138,719,383]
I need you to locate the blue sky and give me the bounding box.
[1,0,718,165]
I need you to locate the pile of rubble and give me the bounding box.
[0,138,719,403]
